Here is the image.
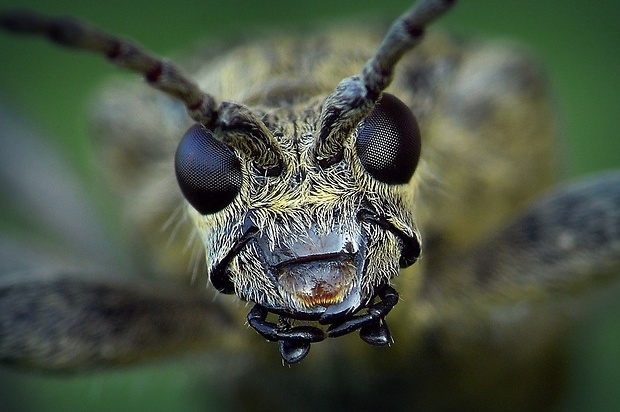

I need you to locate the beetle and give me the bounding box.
[1,0,620,410]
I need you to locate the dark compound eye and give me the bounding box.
[175,124,242,215]
[355,93,421,184]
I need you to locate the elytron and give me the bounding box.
[0,0,618,401]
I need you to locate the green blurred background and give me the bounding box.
[0,0,618,411]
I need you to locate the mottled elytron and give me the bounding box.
[0,0,619,409]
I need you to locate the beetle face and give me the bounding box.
[176,95,421,321]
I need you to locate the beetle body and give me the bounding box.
[92,27,557,346]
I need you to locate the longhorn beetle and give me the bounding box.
[0,0,619,409]
[0,0,459,364]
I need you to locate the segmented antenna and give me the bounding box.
[0,10,282,171]
[0,11,218,125]
[314,0,456,164]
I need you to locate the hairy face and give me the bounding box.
[181,97,421,320]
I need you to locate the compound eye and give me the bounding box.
[355,93,421,184]
[175,124,242,215]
